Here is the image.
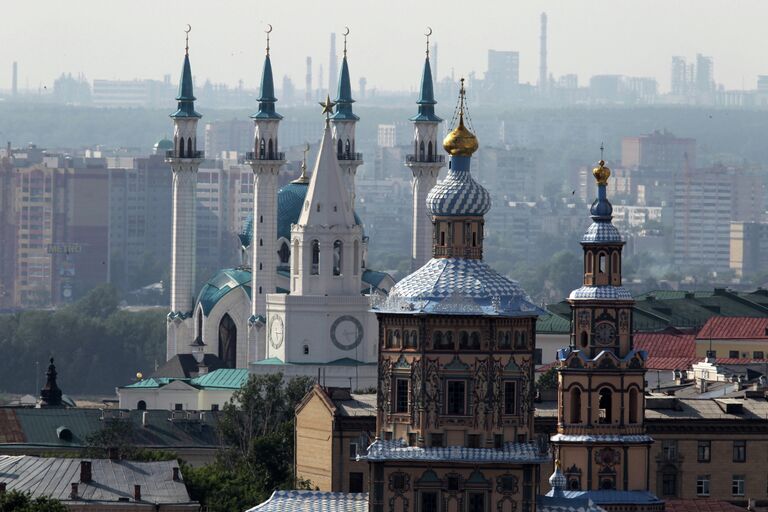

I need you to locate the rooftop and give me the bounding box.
[363,438,549,464]
[697,316,768,340]
[247,490,368,512]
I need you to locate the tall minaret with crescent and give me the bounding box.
[407,28,444,271]
[247,25,285,363]
[330,28,362,207]
[166,26,203,361]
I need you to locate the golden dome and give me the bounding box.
[443,116,478,157]
[592,159,611,185]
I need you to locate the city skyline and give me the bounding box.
[2,0,767,94]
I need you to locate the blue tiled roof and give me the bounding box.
[551,434,653,444]
[427,156,491,217]
[548,490,662,506]
[247,490,368,512]
[538,495,607,512]
[581,222,623,244]
[376,258,544,318]
[569,286,633,301]
[197,268,252,315]
[363,439,550,463]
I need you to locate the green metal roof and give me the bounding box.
[190,369,249,389]
[537,312,571,334]
[197,268,252,316]
[123,377,176,389]
[253,357,373,367]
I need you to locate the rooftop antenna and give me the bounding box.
[425,27,432,57]
[343,27,350,57]
[184,24,191,55]
[265,24,272,56]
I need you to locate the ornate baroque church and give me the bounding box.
[163,31,396,387]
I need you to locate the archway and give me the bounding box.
[218,313,237,368]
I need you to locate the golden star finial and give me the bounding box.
[319,94,336,119]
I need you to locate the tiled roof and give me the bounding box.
[426,160,491,217]
[551,490,662,506]
[665,499,747,512]
[377,258,544,318]
[538,495,606,512]
[634,330,698,369]
[538,313,571,334]
[581,222,623,244]
[363,438,549,463]
[569,286,633,301]
[0,455,195,505]
[644,356,698,370]
[550,434,653,444]
[246,490,368,512]
[697,316,768,340]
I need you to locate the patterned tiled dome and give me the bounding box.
[569,285,633,301]
[426,157,491,217]
[581,222,623,244]
[376,258,544,317]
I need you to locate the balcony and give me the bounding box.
[245,151,286,162]
[337,152,363,161]
[406,154,445,164]
[165,150,204,159]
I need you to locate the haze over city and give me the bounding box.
[2,0,767,92]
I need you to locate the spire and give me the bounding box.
[442,79,478,157]
[252,25,282,120]
[410,28,441,123]
[292,143,311,184]
[40,357,63,407]
[331,28,359,121]
[549,460,567,498]
[298,112,355,227]
[171,25,201,119]
[590,148,613,221]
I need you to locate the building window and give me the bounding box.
[174,403,183,411]
[349,472,364,493]
[494,434,504,450]
[392,473,405,491]
[211,404,219,412]
[278,242,290,264]
[662,440,678,461]
[303,344,309,355]
[394,378,409,413]
[349,442,358,459]
[662,469,677,497]
[598,388,613,424]
[447,476,460,491]
[430,433,444,448]
[421,491,438,512]
[697,441,711,463]
[599,253,606,273]
[408,433,417,446]
[504,381,517,415]
[628,388,639,424]
[732,475,745,496]
[446,380,466,415]
[729,350,739,358]
[733,440,746,462]
[534,348,542,365]
[311,240,320,275]
[754,351,765,359]
[514,331,527,349]
[333,240,343,276]
[137,400,146,411]
[467,492,485,512]
[467,434,480,448]
[499,331,512,349]
[696,475,710,497]
[570,388,582,424]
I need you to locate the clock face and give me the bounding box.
[269,314,284,349]
[594,322,616,346]
[330,315,364,351]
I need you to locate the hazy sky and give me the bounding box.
[3,0,765,94]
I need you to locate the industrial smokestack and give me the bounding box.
[539,13,548,93]
[305,57,313,104]
[432,43,438,82]
[12,62,17,97]
[329,33,338,96]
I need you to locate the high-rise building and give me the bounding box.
[203,120,252,157]
[730,222,768,278]
[670,56,688,96]
[695,53,714,95]
[621,131,696,171]
[305,56,312,104]
[329,33,338,97]
[0,146,15,308]
[485,50,519,102]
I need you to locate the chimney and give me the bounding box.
[172,467,180,481]
[134,484,141,501]
[70,482,79,499]
[80,461,92,483]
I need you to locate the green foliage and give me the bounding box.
[183,373,314,512]
[0,490,67,512]
[536,367,558,392]
[0,286,166,395]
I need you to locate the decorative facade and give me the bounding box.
[551,159,662,511]
[367,81,549,512]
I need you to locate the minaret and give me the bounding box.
[551,156,659,509]
[291,96,363,297]
[330,29,362,207]
[246,26,285,362]
[166,27,203,361]
[406,29,444,271]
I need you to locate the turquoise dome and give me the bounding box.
[153,138,173,154]
[196,268,252,315]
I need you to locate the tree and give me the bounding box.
[0,490,67,512]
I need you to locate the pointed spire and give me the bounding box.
[410,38,442,123]
[171,25,202,119]
[331,28,359,121]
[292,143,311,184]
[251,25,282,120]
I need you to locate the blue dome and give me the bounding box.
[242,180,363,245]
[427,156,491,217]
[197,268,252,315]
[376,258,544,318]
[581,221,623,244]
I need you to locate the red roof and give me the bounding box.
[697,316,768,340]
[634,331,697,358]
[665,500,746,512]
[645,356,699,371]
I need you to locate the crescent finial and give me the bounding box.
[343,26,350,37]
[185,24,192,34]
[184,25,191,55]
[265,24,273,34]
[425,26,432,37]
[342,26,350,56]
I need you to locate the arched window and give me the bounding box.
[570,388,582,423]
[387,330,394,348]
[259,138,266,159]
[629,388,639,424]
[345,139,351,158]
[173,135,178,156]
[337,139,343,158]
[440,231,446,245]
[469,332,480,349]
[187,137,193,157]
[428,141,433,160]
[599,252,607,273]
[353,240,360,275]
[333,240,343,276]
[218,313,237,369]
[419,140,425,160]
[137,400,147,411]
[459,331,469,349]
[258,286,262,294]
[268,139,273,159]
[444,331,454,349]
[586,252,593,273]
[432,331,443,349]
[278,241,290,264]
[403,331,410,347]
[580,331,588,348]
[598,388,613,424]
[311,240,320,275]
[500,331,512,349]
[178,136,185,157]
[292,239,299,275]
[303,344,309,355]
[612,252,620,277]
[410,330,418,348]
[197,310,203,337]
[393,330,401,348]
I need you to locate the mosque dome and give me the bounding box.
[153,138,173,155]
[196,268,252,316]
